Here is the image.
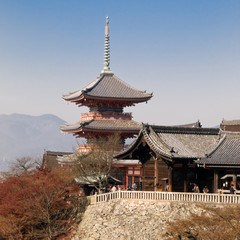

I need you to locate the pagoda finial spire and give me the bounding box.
[102,16,112,74]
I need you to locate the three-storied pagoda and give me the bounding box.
[60,17,152,153]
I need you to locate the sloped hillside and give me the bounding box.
[0,114,81,171]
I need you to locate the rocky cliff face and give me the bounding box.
[72,199,211,240]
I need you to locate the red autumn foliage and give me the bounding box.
[0,167,87,240]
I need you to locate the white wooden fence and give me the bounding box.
[88,190,240,205]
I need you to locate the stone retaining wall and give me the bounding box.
[71,199,220,240]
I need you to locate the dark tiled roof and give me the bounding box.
[172,120,202,128]
[63,73,152,103]
[57,152,79,163]
[221,119,240,126]
[116,124,220,160]
[42,150,73,169]
[44,150,73,156]
[150,125,218,135]
[60,119,141,132]
[197,131,240,165]
[145,126,219,159]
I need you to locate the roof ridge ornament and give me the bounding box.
[101,16,113,74]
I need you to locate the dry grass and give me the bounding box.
[165,205,240,240]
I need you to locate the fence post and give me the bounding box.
[95,192,97,203]
[118,189,121,199]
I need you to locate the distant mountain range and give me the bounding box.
[0,114,81,171]
[0,114,220,172]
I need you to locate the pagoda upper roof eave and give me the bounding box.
[63,93,152,105]
[62,72,153,104]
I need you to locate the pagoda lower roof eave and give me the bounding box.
[60,119,142,134]
[61,128,140,134]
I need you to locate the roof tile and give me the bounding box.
[198,131,240,165]
[63,73,152,102]
[60,119,141,132]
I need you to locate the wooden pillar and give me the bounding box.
[168,166,173,192]
[142,164,145,191]
[184,164,188,192]
[233,171,237,188]
[213,170,219,193]
[154,157,159,191]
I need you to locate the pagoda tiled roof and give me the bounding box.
[196,131,240,166]
[63,72,152,104]
[60,119,141,133]
[116,123,220,160]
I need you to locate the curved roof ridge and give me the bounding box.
[148,126,172,151]
[206,134,226,157]
[63,74,103,100]
[81,75,103,93]
[112,74,152,97]
[114,126,144,159]
[171,120,202,128]
[150,124,219,135]
[142,125,171,158]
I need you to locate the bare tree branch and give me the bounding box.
[72,134,121,192]
[8,156,41,177]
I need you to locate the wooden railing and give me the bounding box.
[88,190,240,205]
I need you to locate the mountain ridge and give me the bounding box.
[0,113,79,171]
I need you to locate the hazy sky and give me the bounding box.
[0,0,239,127]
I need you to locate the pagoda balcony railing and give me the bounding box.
[78,144,123,153]
[88,190,240,205]
[81,111,132,121]
[78,144,91,153]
